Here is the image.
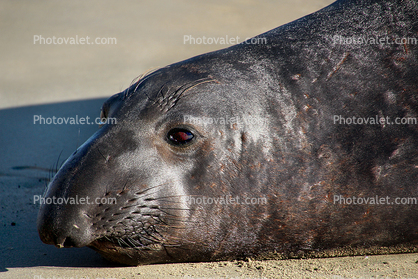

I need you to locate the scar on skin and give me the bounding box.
[327,52,350,80]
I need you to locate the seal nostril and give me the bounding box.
[55,236,66,248]
[58,237,77,248]
[63,238,77,248]
[55,236,77,248]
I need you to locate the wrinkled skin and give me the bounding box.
[38,0,418,265]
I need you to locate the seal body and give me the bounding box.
[38,0,418,265]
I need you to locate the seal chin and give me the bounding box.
[88,239,167,265]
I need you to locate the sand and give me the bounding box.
[1,0,417,278]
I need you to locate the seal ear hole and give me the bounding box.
[166,128,195,146]
[100,109,107,120]
[99,106,108,127]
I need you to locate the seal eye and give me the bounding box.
[167,128,194,146]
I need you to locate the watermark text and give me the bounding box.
[185,195,267,205]
[184,115,268,127]
[184,35,267,45]
[333,115,417,125]
[34,35,117,45]
[33,276,116,279]
[332,35,417,45]
[334,195,417,205]
[34,195,116,205]
[33,115,117,125]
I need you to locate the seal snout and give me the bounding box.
[37,205,97,249]
[37,175,100,249]
[37,128,116,250]
[41,226,86,248]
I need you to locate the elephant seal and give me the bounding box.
[37,0,418,265]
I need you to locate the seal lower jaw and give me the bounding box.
[88,238,218,265]
[88,239,168,265]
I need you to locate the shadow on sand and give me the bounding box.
[0,98,130,272]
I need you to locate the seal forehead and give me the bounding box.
[151,77,217,113]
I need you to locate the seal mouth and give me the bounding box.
[89,237,164,251]
[92,235,163,250]
[88,237,170,265]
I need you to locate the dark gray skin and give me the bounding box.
[38,0,418,265]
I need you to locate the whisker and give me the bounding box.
[145,194,190,201]
[133,67,162,92]
[126,236,140,248]
[158,207,192,211]
[96,147,106,161]
[134,183,169,196]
